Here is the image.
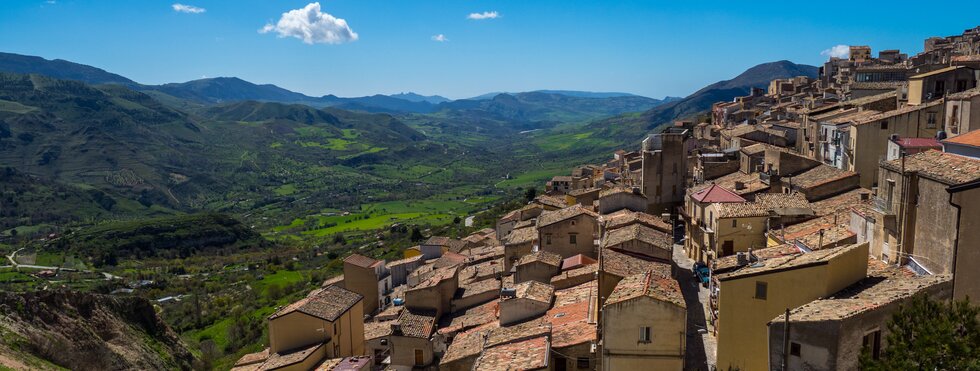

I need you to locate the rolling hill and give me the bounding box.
[586,60,818,142]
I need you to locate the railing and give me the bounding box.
[872,197,893,214]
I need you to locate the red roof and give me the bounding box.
[944,130,980,148]
[895,137,942,148]
[561,254,597,271]
[690,184,746,203]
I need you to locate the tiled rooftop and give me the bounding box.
[507,280,555,305]
[718,193,812,218]
[601,223,672,250]
[410,266,458,290]
[782,274,951,322]
[261,343,323,370]
[364,320,395,340]
[269,285,362,322]
[472,336,550,371]
[561,254,597,271]
[605,269,684,307]
[690,183,746,203]
[944,129,980,147]
[855,100,944,126]
[709,171,770,196]
[459,277,501,299]
[504,226,538,245]
[386,255,422,268]
[715,243,862,281]
[396,310,437,338]
[824,109,880,125]
[711,244,801,273]
[600,247,667,278]
[537,204,598,228]
[343,253,381,269]
[784,164,857,190]
[485,319,552,348]
[809,188,872,216]
[599,186,642,198]
[440,324,495,365]
[602,209,671,233]
[433,251,469,269]
[551,263,598,286]
[773,213,855,250]
[439,300,499,335]
[517,250,563,268]
[233,348,269,367]
[882,150,980,185]
[534,195,568,209]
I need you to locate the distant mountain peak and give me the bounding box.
[389,92,451,104]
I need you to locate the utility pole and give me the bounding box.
[782,308,791,371]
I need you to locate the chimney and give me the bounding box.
[860,192,870,201]
[736,252,748,266]
[661,213,671,224]
[391,323,403,336]
[734,181,746,190]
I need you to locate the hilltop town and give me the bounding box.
[228,27,980,371]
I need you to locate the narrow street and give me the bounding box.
[674,243,717,371]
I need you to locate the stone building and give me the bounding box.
[602,270,686,371]
[343,254,391,315]
[514,250,562,284]
[536,205,599,259]
[640,128,690,214]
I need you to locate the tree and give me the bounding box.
[452,216,462,224]
[524,187,537,202]
[410,226,424,242]
[861,296,980,371]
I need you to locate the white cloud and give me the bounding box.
[431,34,448,42]
[259,2,358,45]
[467,11,499,20]
[172,3,206,14]
[821,44,850,59]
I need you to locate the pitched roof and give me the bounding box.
[485,319,552,348]
[854,100,944,126]
[364,320,395,340]
[517,250,563,268]
[261,343,324,370]
[396,310,437,338]
[602,209,671,233]
[605,269,685,308]
[910,65,965,79]
[782,274,951,322]
[536,205,597,228]
[410,266,458,290]
[715,243,862,281]
[599,186,643,198]
[881,150,980,185]
[600,248,670,278]
[601,224,672,251]
[560,254,597,271]
[270,285,362,322]
[343,253,381,269]
[471,336,550,371]
[507,280,555,305]
[690,183,747,203]
[533,195,568,209]
[717,193,813,218]
[784,164,858,190]
[547,282,598,348]
[711,244,802,273]
[504,226,538,245]
[944,129,980,148]
[440,324,495,365]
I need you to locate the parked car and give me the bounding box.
[693,262,710,287]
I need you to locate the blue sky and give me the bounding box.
[2,1,980,99]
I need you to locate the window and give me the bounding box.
[881,121,888,130]
[569,234,577,244]
[672,163,678,174]
[334,322,338,335]
[570,220,576,226]
[414,349,424,366]
[638,326,651,343]
[545,234,552,245]
[863,330,882,360]
[755,281,768,300]
[790,342,802,357]
[732,219,737,228]
[577,358,590,369]
[927,112,937,129]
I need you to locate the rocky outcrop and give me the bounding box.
[0,290,196,370]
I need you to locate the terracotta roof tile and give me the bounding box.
[944,129,980,148]
[504,226,538,245]
[602,209,672,233]
[600,247,669,278]
[601,224,672,251]
[270,285,362,322]
[485,319,552,348]
[881,150,980,185]
[472,336,550,371]
[506,280,555,305]
[716,243,862,281]
[784,164,858,190]
[343,253,381,269]
[690,184,746,203]
[396,310,436,338]
[783,274,951,322]
[537,205,598,228]
[517,250,563,268]
[440,324,495,365]
[605,269,685,308]
[364,320,395,340]
[260,343,323,370]
[560,254,597,271]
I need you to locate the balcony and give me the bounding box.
[872,197,893,215]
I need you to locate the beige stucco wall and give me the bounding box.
[499,298,550,325]
[716,243,868,371]
[910,178,958,274]
[505,241,534,272]
[602,296,686,371]
[849,105,942,189]
[515,262,559,284]
[344,263,380,315]
[598,193,647,215]
[389,335,433,368]
[539,214,597,258]
[945,95,980,135]
[405,278,456,318]
[951,185,980,305]
[705,207,768,258]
